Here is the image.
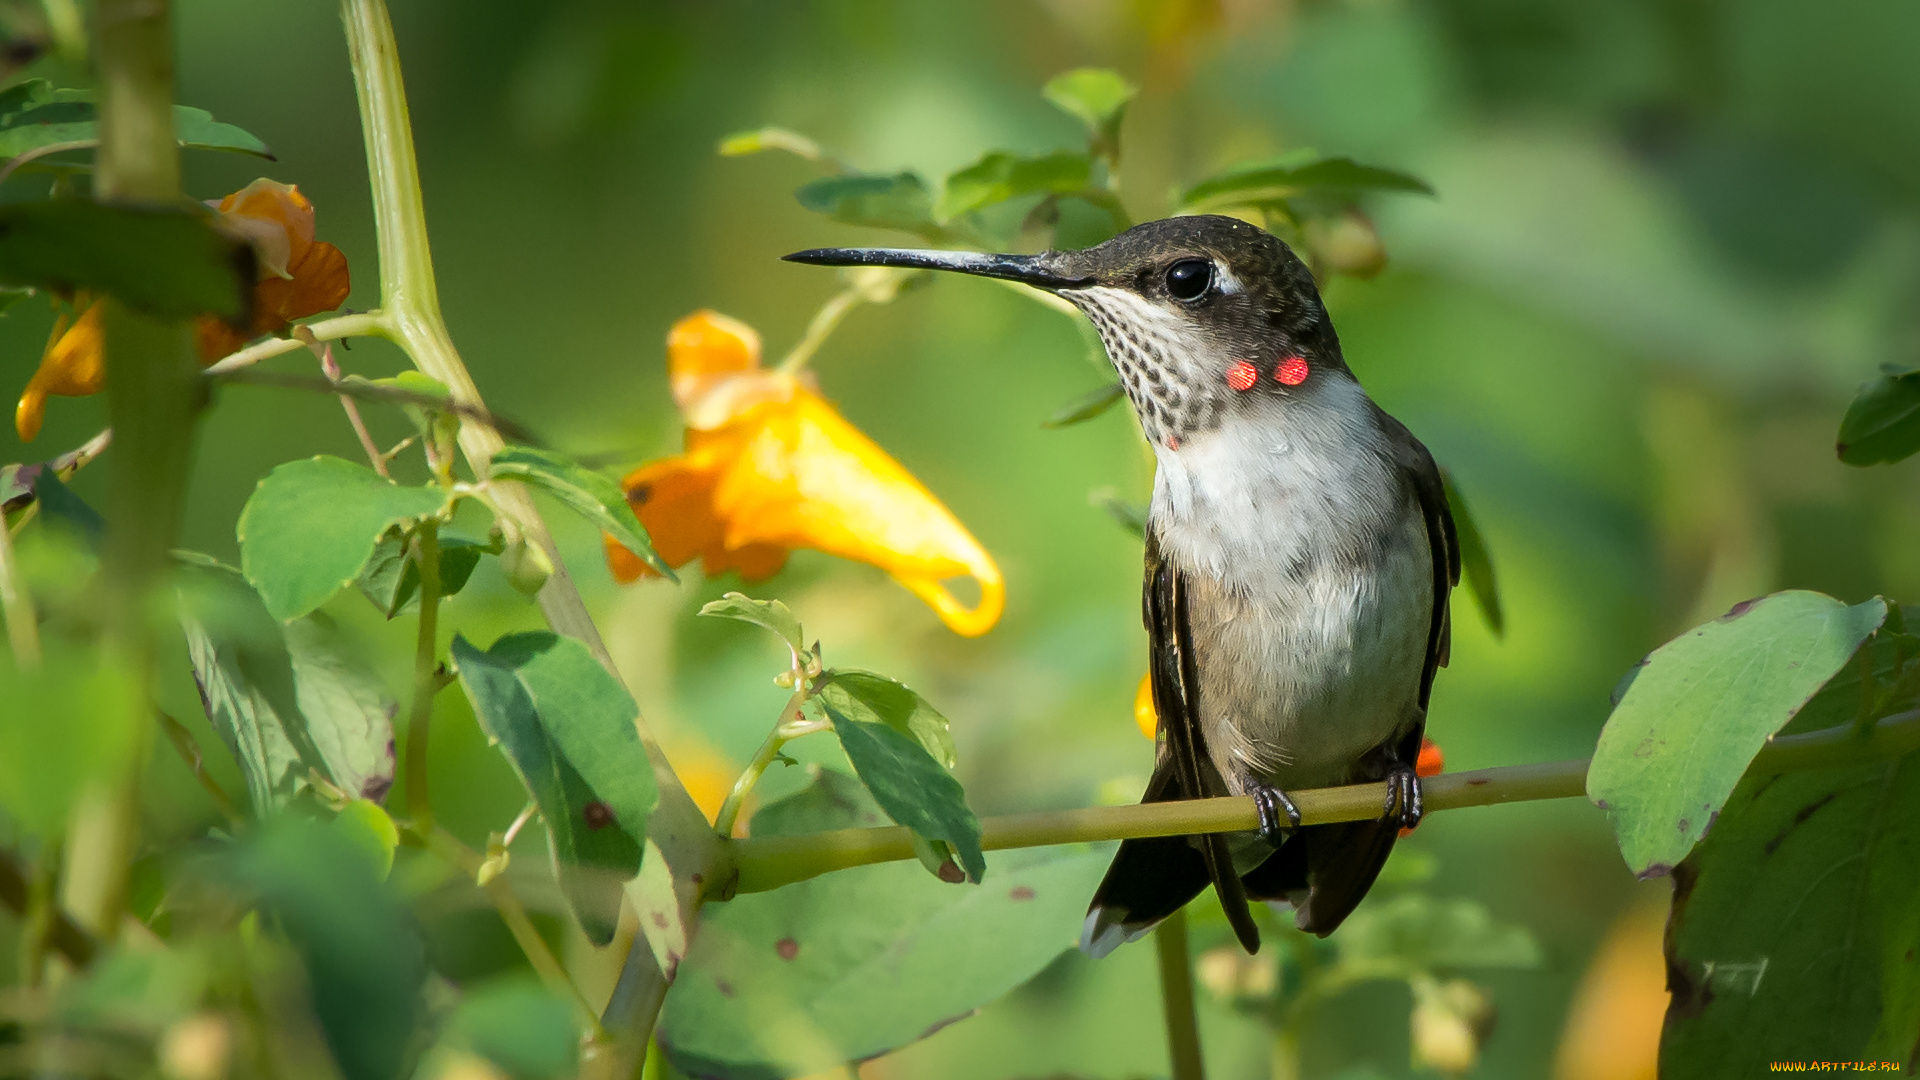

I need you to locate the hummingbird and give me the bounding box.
[785,214,1458,955]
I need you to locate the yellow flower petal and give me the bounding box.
[612,310,1005,637]
[15,301,104,442]
[1135,672,1157,739]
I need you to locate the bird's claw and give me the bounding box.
[1251,784,1302,845]
[1383,766,1423,831]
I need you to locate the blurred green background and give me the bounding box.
[9,0,1920,1076]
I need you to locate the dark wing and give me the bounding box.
[1388,410,1459,708]
[1081,532,1263,956]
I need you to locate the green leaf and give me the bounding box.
[447,980,580,1080]
[1337,894,1542,971]
[0,81,272,159]
[1042,381,1126,428]
[1440,472,1503,636]
[29,469,103,547]
[355,531,483,619]
[1588,591,1887,877]
[1180,155,1434,211]
[699,591,808,662]
[717,127,825,162]
[821,700,984,883]
[58,946,211,1033]
[0,199,254,320]
[284,613,400,802]
[815,669,955,769]
[330,799,399,880]
[1659,753,1920,1072]
[489,446,672,579]
[1042,68,1137,158]
[795,172,946,242]
[231,819,426,1080]
[0,647,139,836]
[624,837,694,980]
[238,456,449,622]
[659,768,1110,1079]
[451,631,655,945]
[937,150,1092,222]
[1838,364,1920,466]
[1090,488,1146,539]
[177,558,397,810]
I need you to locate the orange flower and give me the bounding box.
[196,179,351,359]
[13,179,350,441]
[606,310,1006,637]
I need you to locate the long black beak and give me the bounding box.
[783,247,1092,291]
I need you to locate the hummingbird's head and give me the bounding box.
[785,215,1346,449]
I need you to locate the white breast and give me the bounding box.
[1150,380,1434,792]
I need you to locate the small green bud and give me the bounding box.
[499,537,553,596]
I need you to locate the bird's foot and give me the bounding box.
[1250,783,1302,845]
[1383,765,1423,831]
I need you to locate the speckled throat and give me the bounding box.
[1065,285,1227,448]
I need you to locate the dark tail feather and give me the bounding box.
[1080,834,1210,958]
[1081,763,1264,957]
[1242,819,1399,937]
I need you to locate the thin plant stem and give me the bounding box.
[405,519,442,836]
[713,691,807,837]
[501,802,537,848]
[157,709,244,826]
[1155,909,1206,1080]
[776,287,864,374]
[427,826,605,1037]
[1269,1026,1301,1080]
[730,709,1920,893]
[0,509,41,667]
[200,311,388,376]
[314,338,389,477]
[336,3,721,1064]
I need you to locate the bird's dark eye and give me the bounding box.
[1165,258,1214,302]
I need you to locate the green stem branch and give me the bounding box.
[337,0,720,1062]
[427,826,604,1037]
[729,709,1920,894]
[713,692,808,837]
[200,311,387,376]
[65,0,192,944]
[1155,909,1206,1080]
[776,288,864,374]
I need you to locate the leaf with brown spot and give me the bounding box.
[453,632,654,946]
[658,767,1110,1079]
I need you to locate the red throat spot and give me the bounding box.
[1275,355,1310,386]
[1225,360,1258,392]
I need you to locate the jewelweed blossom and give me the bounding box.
[606,310,1005,637]
[14,179,349,440]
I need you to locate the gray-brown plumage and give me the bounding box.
[785,215,1459,955]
